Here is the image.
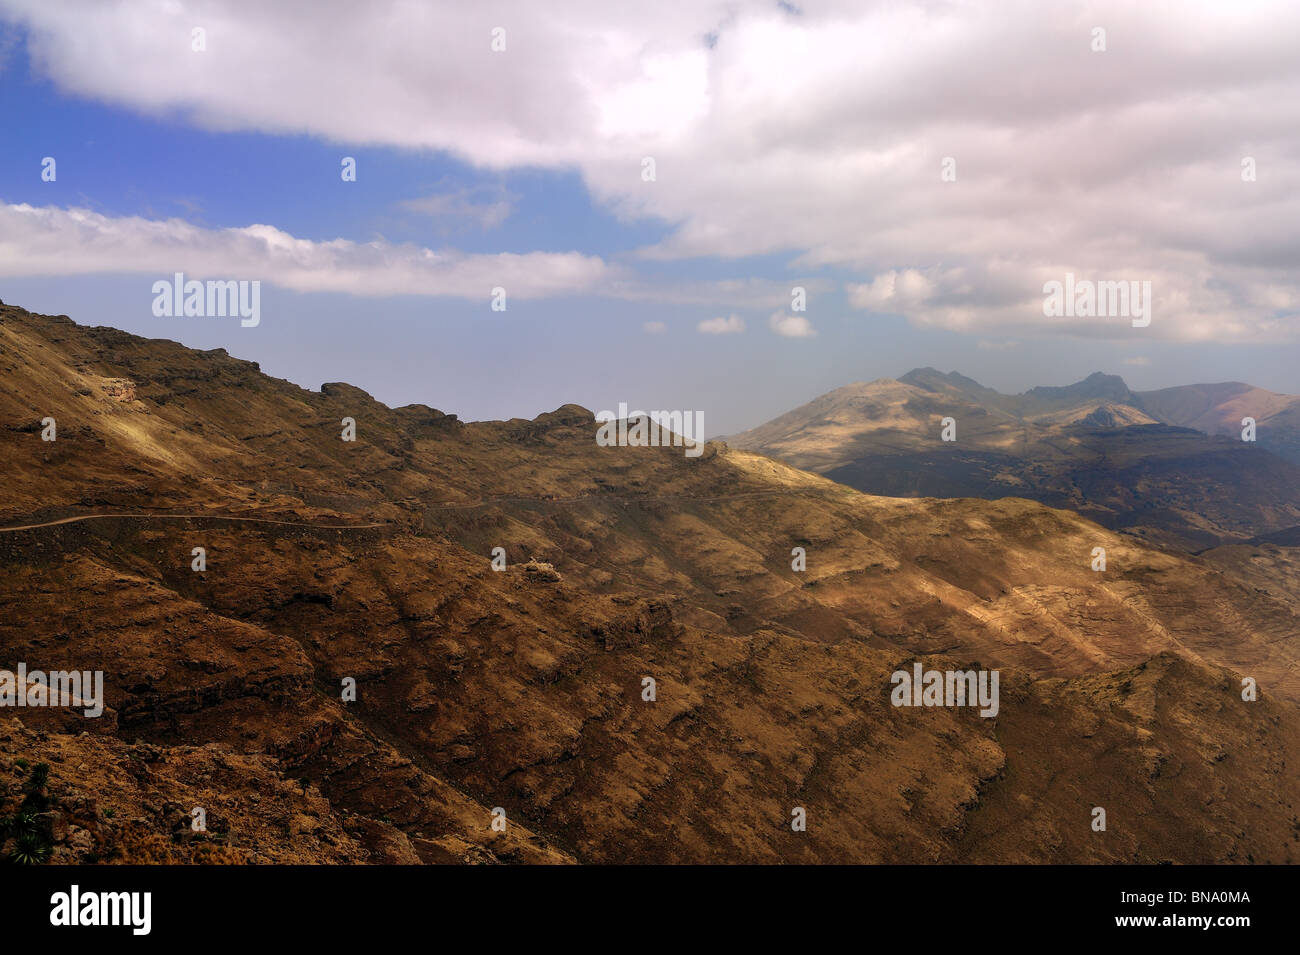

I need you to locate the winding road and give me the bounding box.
[0,512,389,533]
[0,487,843,534]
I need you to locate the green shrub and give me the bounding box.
[10,832,51,865]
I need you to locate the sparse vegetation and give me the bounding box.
[0,762,54,864]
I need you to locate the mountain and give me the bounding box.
[1135,382,1300,464]
[1023,371,1136,407]
[718,377,1029,473]
[727,369,1300,551]
[898,367,1012,407]
[3,303,1300,864]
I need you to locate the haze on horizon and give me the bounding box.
[1,0,1297,434]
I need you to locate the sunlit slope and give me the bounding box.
[2,303,1298,863]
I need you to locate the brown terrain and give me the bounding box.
[2,303,1299,864]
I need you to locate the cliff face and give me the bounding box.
[2,303,1299,864]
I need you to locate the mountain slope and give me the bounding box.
[1136,382,1300,464]
[3,303,1300,864]
[727,369,1300,550]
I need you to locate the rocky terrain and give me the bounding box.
[2,303,1299,864]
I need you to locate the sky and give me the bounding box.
[1,0,1298,435]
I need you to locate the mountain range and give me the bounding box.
[726,368,1300,551]
[2,303,1299,864]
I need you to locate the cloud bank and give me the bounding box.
[0,202,612,299]
[4,0,1300,340]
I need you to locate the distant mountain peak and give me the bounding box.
[899,367,993,395]
[1023,372,1132,403]
[1082,371,1129,387]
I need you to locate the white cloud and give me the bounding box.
[0,200,831,309]
[1123,356,1151,366]
[0,202,612,299]
[698,314,745,334]
[768,311,815,337]
[4,0,1300,340]
[847,270,935,311]
[643,320,667,334]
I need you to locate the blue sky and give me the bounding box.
[1,2,1297,434]
[0,36,664,253]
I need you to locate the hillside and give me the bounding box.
[1136,382,1300,465]
[3,303,1300,864]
